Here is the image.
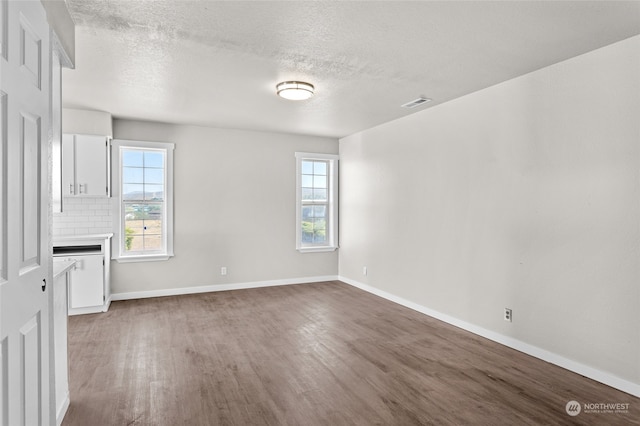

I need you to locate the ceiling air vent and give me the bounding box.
[401,97,432,109]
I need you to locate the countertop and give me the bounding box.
[53,233,113,244]
[53,259,76,278]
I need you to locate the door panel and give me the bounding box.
[1,337,7,424]
[20,112,40,271]
[18,14,41,90]
[0,90,5,281]
[0,0,6,61]
[20,315,41,426]
[0,1,51,425]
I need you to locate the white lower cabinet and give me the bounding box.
[68,254,104,309]
[53,233,113,315]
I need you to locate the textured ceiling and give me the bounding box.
[62,1,640,139]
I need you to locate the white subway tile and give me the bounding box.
[53,196,113,234]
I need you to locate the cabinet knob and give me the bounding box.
[41,279,46,292]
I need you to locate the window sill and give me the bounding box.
[114,253,174,263]
[297,246,338,253]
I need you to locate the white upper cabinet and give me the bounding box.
[62,134,110,197]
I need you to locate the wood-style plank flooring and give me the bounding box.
[62,281,638,425]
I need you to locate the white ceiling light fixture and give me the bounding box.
[276,81,314,100]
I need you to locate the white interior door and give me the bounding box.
[0,1,52,425]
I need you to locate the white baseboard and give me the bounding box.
[339,276,640,398]
[56,392,70,426]
[111,275,339,301]
[68,305,105,316]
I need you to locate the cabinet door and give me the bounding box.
[61,133,75,196]
[69,255,104,309]
[75,134,109,196]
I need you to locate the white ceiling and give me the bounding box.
[62,1,640,139]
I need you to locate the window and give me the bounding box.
[112,140,175,262]
[295,152,339,252]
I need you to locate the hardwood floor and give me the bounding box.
[62,281,637,425]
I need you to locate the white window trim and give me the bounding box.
[295,152,339,253]
[112,139,175,262]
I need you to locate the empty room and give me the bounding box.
[1,1,639,425]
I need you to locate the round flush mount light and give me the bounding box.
[276,81,314,100]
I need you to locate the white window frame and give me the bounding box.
[112,139,175,262]
[295,152,339,253]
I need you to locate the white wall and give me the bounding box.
[62,108,113,137]
[339,36,640,387]
[111,120,339,294]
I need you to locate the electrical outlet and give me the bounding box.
[221,267,227,276]
[504,308,512,322]
[363,266,367,276]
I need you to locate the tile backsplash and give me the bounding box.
[53,197,113,237]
